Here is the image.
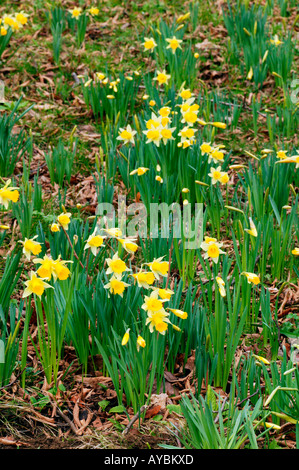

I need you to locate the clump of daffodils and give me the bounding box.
[0,11,29,34]
[143,111,176,148]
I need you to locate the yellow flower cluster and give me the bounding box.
[69,6,99,19]
[22,254,72,298]
[0,12,29,35]
[142,35,183,55]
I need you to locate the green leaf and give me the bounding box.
[206,385,217,411]
[98,400,110,411]
[152,414,163,421]
[166,404,183,415]
[109,405,126,413]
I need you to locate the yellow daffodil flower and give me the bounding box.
[0,180,19,209]
[208,166,222,184]
[146,256,169,280]
[153,70,171,86]
[146,310,170,334]
[244,217,257,237]
[106,253,130,278]
[22,271,53,298]
[19,235,42,261]
[242,272,260,285]
[118,238,138,254]
[121,328,130,346]
[69,7,82,19]
[116,125,137,145]
[166,36,183,54]
[104,276,130,297]
[142,290,168,313]
[33,255,55,280]
[89,7,99,16]
[132,271,155,289]
[167,308,188,319]
[130,167,149,176]
[137,335,146,349]
[57,212,72,230]
[84,229,105,256]
[216,276,226,297]
[142,37,157,52]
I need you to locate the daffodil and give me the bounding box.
[2,15,20,31]
[276,150,287,160]
[137,335,146,349]
[22,271,53,298]
[19,236,42,260]
[208,148,225,164]
[157,288,174,300]
[145,112,162,129]
[166,36,183,54]
[95,72,106,82]
[1,26,7,36]
[50,223,60,232]
[57,212,72,230]
[276,154,299,169]
[208,166,222,184]
[247,67,253,80]
[242,272,260,285]
[159,107,171,117]
[200,236,218,251]
[270,34,283,46]
[252,354,270,365]
[106,253,130,278]
[89,7,99,16]
[292,247,299,256]
[160,126,176,145]
[33,255,55,280]
[201,237,225,264]
[167,308,188,319]
[149,100,156,106]
[143,128,162,146]
[69,7,82,19]
[156,175,163,183]
[130,167,149,176]
[0,180,19,209]
[216,276,226,297]
[200,142,212,154]
[132,271,155,289]
[220,172,229,184]
[121,328,130,346]
[209,121,226,129]
[118,238,138,254]
[84,229,105,256]
[204,243,225,263]
[53,256,73,281]
[142,290,168,314]
[104,227,123,238]
[244,218,257,237]
[153,70,171,86]
[15,12,29,26]
[146,310,170,334]
[142,37,157,52]
[179,88,193,100]
[145,256,169,280]
[178,126,197,142]
[104,276,130,297]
